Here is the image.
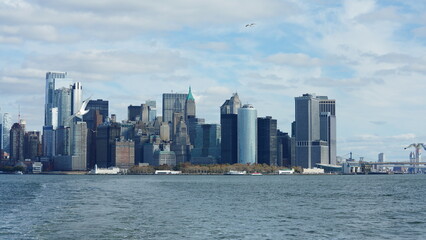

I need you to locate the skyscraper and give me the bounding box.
[185,87,196,120]
[24,131,41,161]
[186,117,205,146]
[43,72,79,159]
[70,121,87,170]
[238,104,257,164]
[220,93,241,115]
[10,122,25,162]
[162,92,187,123]
[71,82,82,115]
[378,152,385,163]
[55,126,70,156]
[128,105,142,121]
[191,124,221,164]
[0,111,3,152]
[42,125,55,157]
[140,104,150,123]
[146,100,157,122]
[171,116,190,164]
[182,87,203,146]
[84,99,109,129]
[83,100,108,169]
[44,72,69,126]
[96,122,121,167]
[54,87,72,127]
[295,94,319,168]
[277,130,293,167]
[319,98,336,165]
[257,116,277,166]
[2,113,12,154]
[112,139,135,169]
[220,93,241,164]
[294,93,334,168]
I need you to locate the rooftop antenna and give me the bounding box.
[18,104,21,121]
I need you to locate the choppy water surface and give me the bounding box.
[1,174,426,239]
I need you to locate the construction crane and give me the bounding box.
[404,143,426,173]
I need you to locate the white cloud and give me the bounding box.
[343,0,376,19]
[192,42,230,51]
[266,53,321,67]
[0,0,300,43]
[391,134,417,140]
[413,26,426,38]
[24,49,189,76]
[0,35,21,43]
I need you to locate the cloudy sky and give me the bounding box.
[1,0,425,162]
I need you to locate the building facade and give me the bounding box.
[295,94,320,168]
[146,100,157,123]
[44,72,69,127]
[128,105,142,121]
[294,93,335,168]
[24,131,41,161]
[277,130,293,167]
[83,99,109,129]
[83,99,108,169]
[112,139,135,169]
[191,124,221,162]
[10,122,25,161]
[70,121,87,170]
[0,119,2,151]
[319,97,336,165]
[238,104,257,164]
[55,126,70,156]
[96,122,121,167]
[257,117,277,166]
[220,93,241,164]
[171,117,191,164]
[185,87,196,120]
[162,93,187,123]
[43,72,85,162]
[2,113,12,154]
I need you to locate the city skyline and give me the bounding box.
[1,0,426,162]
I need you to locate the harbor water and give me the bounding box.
[1,174,426,239]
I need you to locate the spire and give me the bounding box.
[187,86,195,101]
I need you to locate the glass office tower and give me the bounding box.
[238,104,257,164]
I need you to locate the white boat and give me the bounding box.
[225,170,247,175]
[278,169,294,175]
[154,170,182,175]
[251,172,263,176]
[89,165,120,175]
[15,171,23,175]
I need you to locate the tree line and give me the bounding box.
[128,163,299,175]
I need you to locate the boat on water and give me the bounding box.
[278,169,295,175]
[15,171,23,175]
[251,172,263,176]
[88,165,120,175]
[224,170,247,175]
[155,170,182,175]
